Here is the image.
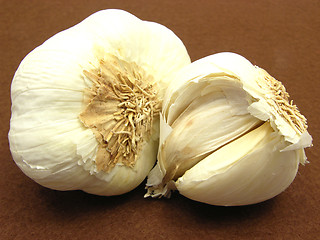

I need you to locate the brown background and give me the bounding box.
[0,0,319,239]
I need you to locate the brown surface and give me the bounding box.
[1,0,319,239]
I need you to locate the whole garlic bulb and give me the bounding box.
[8,9,190,196]
[145,52,312,206]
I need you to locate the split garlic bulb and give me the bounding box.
[145,52,312,206]
[9,9,190,195]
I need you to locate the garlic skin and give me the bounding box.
[145,52,312,206]
[9,9,191,196]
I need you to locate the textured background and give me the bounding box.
[1,0,319,239]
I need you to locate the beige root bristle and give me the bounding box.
[79,54,160,172]
[255,67,307,134]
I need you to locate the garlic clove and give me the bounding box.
[159,77,262,184]
[145,52,312,205]
[176,122,301,206]
[9,9,190,196]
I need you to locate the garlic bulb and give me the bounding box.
[145,52,312,206]
[9,9,190,196]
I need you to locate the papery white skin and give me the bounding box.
[146,52,312,205]
[9,9,191,196]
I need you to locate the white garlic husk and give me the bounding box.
[145,52,312,206]
[8,9,191,196]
